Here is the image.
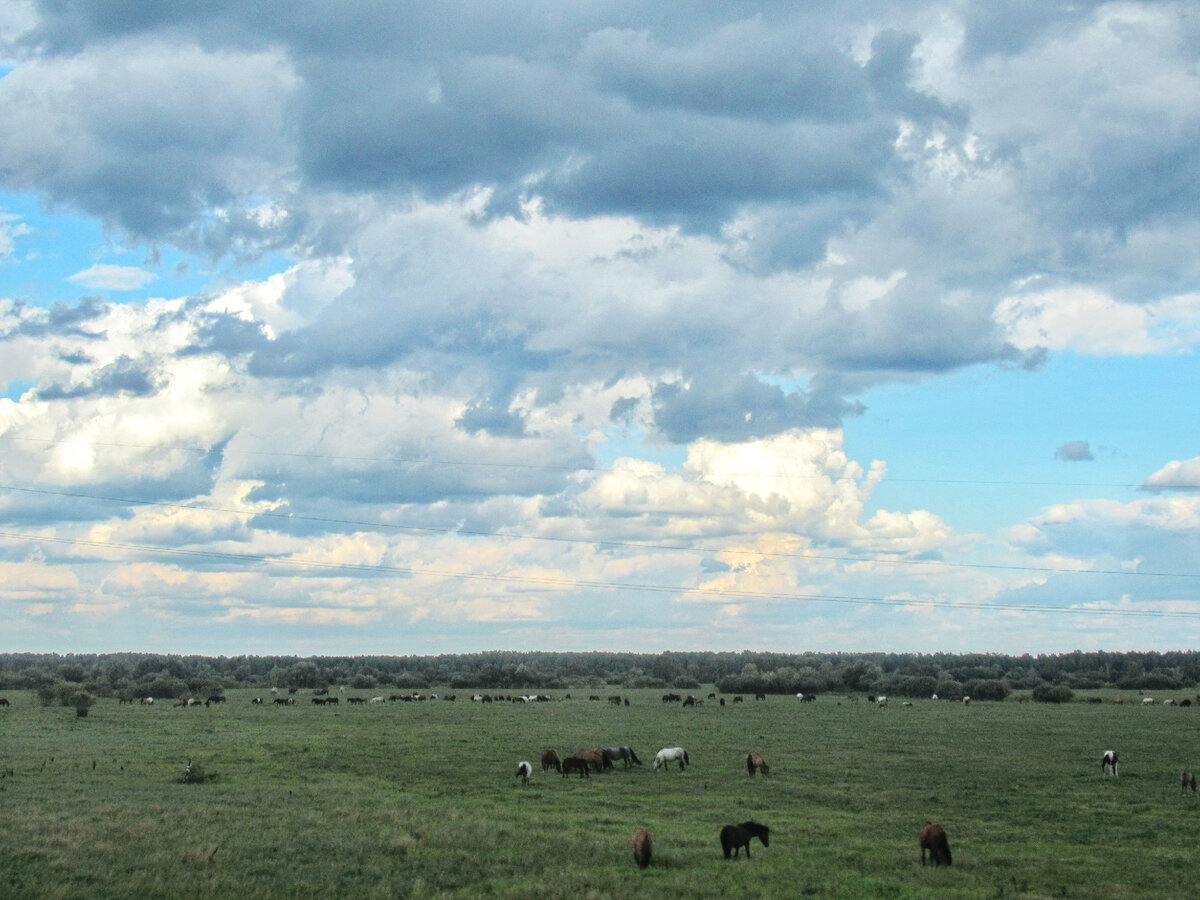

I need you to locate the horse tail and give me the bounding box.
[684,750,690,766]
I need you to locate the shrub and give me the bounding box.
[1032,683,1074,703]
[964,679,1010,702]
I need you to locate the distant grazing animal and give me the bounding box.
[682,695,696,707]
[1182,771,1196,793]
[118,696,133,705]
[0,698,10,707]
[541,749,562,773]
[931,693,938,701]
[654,747,690,771]
[562,757,590,778]
[720,822,769,859]
[1183,699,1193,707]
[608,695,622,705]
[632,829,654,869]
[1143,697,1154,705]
[963,696,971,706]
[746,752,769,776]
[140,697,154,705]
[733,696,743,703]
[603,746,642,768]
[1102,750,1119,776]
[919,822,952,866]
[515,761,532,785]
[755,692,766,701]
[877,696,888,707]
[573,748,610,772]
[801,693,816,703]
[251,697,263,704]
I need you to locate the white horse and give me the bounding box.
[877,696,888,707]
[1102,750,1119,776]
[515,761,533,785]
[653,747,690,771]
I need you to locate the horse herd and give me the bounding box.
[520,745,697,780]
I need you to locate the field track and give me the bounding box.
[2,688,1197,899]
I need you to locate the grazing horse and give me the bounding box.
[603,746,642,768]
[1182,771,1196,793]
[541,749,562,773]
[746,752,769,776]
[654,747,690,771]
[515,761,532,785]
[561,757,590,778]
[1102,750,1119,776]
[919,822,952,866]
[720,822,769,859]
[573,748,610,772]
[632,829,653,869]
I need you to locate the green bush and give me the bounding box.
[1032,682,1075,703]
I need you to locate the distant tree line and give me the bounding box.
[2,649,1198,703]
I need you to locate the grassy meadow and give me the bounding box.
[1,688,1198,899]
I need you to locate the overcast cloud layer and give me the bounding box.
[0,1,1198,655]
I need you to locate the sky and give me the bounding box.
[0,1,1198,657]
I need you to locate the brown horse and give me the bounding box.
[561,757,590,778]
[573,748,611,772]
[919,822,952,866]
[632,829,653,868]
[720,822,769,859]
[1183,771,1196,793]
[541,749,562,773]
[746,752,769,776]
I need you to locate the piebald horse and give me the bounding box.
[515,761,532,785]
[720,821,769,859]
[653,747,690,771]
[1102,750,1119,776]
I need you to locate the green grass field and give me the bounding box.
[1,689,1197,899]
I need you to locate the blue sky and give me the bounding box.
[0,2,1198,656]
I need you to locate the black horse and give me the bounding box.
[561,757,590,778]
[720,822,770,859]
[603,746,643,768]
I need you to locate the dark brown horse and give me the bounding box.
[720,822,769,859]
[1183,771,1196,793]
[632,829,653,868]
[561,757,590,778]
[919,822,952,866]
[541,749,562,773]
[746,752,769,776]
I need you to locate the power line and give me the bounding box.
[1,529,1197,621]
[1,483,1195,579]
